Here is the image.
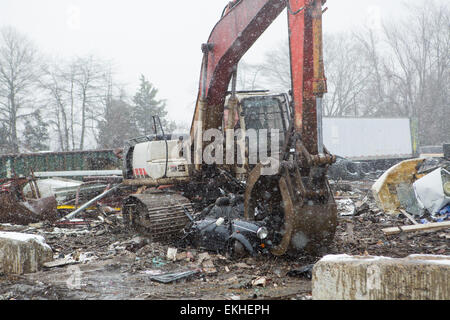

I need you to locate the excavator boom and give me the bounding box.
[191,0,286,137]
[288,0,327,154]
[191,0,327,157]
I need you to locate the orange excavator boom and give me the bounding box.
[191,0,327,156]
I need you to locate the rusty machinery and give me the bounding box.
[123,0,337,256]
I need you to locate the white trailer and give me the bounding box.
[323,117,413,161]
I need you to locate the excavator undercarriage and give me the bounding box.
[122,191,193,242]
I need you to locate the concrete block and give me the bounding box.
[312,254,450,300]
[0,232,53,275]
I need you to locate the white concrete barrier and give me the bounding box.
[312,254,450,300]
[0,232,53,275]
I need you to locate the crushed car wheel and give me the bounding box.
[227,240,248,259]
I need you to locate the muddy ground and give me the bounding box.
[0,179,448,300]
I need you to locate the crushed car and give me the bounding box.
[179,196,272,258]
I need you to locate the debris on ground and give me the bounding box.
[0,168,448,299]
[179,195,271,258]
[0,177,58,225]
[149,270,201,284]
[413,167,450,215]
[371,158,425,213]
[43,257,79,269]
[166,247,178,261]
[336,199,356,216]
[251,277,267,287]
[61,184,123,221]
[328,157,387,181]
[372,158,450,222]
[287,264,315,280]
[399,209,419,225]
[382,221,450,236]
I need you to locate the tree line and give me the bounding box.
[238,1,449,149]
[0,27,174,154]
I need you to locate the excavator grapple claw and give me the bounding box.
[244,135,337,256]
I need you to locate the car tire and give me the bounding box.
[345,161,361,179]
[226,239,248,260]
[359,162,372,177]
[329,160,360,180]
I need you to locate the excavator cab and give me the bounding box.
[240,93,291,147]
[222,92,292,182]
[224,92,291,150]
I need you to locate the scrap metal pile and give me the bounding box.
[0,162,448,300]
[0,173,126,227]
[1,154,449,253]
[372,157,450,225]
[0,177,57,225]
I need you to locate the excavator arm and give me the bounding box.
[190,0,337,256]
[191,0,327,156]
[191,0,285,138]
[122,1,336,253]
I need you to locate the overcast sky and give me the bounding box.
[0,0,437,125]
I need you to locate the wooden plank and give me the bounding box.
[382,221,450,236]
[399,209,419,225]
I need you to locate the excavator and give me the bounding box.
[122,0,337,256]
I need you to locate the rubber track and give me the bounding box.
[124,192,193,242]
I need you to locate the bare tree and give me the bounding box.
[240,34,370,117]
[0,27,41,153]
[352,27,392,117]
[40,60,71,151]
[40,55,110,151]
[258,40,291,91]
[323,33,369,116]
[235,41,290,92]
[236,62,266,91]
[72,56,108,150]
[380,1,449,147]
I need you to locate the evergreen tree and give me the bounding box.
[22,110,49,152]
[0,125,9,154]
[97,99,139,149]
[132,75,175,135]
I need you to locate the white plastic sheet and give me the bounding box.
[413,168,450,214]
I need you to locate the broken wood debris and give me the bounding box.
[382,221,450,236]
[251,277,267,287]
[43,258,79,269]
[399,209,419,225]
